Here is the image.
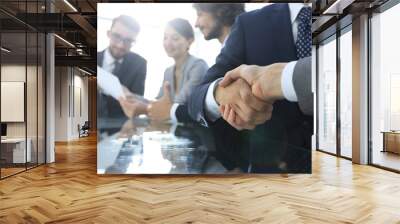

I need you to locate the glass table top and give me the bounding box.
[97,116,311,174]
[97,117,227,174]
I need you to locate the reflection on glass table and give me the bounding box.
[97,116,311,174]
[97,117,227,174]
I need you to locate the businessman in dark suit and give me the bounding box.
[188,4,313,173]
[97,15,147,119]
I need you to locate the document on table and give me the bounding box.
[97,66,125,100]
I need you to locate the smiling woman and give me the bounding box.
[146,18,208,122]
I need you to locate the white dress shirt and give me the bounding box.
[170,103,179,123]
[102,48,123,73]
[204,3,310,121]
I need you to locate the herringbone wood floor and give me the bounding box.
[1,135,400,224]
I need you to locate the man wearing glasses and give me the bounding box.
[97,15,147,120]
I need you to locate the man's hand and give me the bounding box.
[118,119,135,138]
[219,63,287,102]
[119,86,149,118]
[217,64,286,130]
[147,82,173,122]
[122,86,134,98]
[118,97,147,119]
[215,78,273,130]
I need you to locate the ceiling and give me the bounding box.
[312,0,391,43]
[0,0,99,73]
[0,0,394,74]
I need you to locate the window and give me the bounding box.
[0,1,47,179]
[339,29,352,158]
[317,37,337,154]
[370,2,400,171]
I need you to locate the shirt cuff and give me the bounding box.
[205,78,223,122]
[281,61,298,102]
[170,103,179,123]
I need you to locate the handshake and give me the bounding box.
[117,86,149,119]
[118,83,173,121]
[216,63,286,130]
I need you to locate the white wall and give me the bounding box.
[55,67,89,141]
[74,73,89,122]
[1,66,26,133]
[55,66,68,141]
[1,64,46,163]
[72,73,89,138]
[1,65,36,138]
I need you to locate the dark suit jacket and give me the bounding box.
[97,50,147,119]
[188,4,312,173]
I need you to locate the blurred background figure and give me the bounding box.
[130,18,209,123]
[145,4,246,124]
[193,3,245,45]
[97,15,147,120]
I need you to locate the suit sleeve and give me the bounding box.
[175,60,209,104]
[156,69,168,100]
[131,59,147,96]
[292,56,313,116]
[175,104,196,123]
[173,60,209,124]
[188,16,246,125]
